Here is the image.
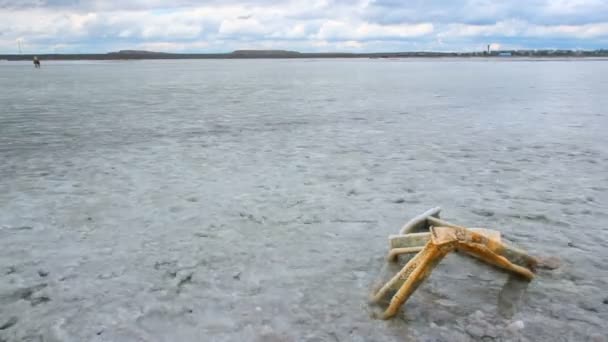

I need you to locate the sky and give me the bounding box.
[1,0,607,53]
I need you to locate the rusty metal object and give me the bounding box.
[371,208,556,320]
[372,226,535,319]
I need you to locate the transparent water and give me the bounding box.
[1,59,607,341]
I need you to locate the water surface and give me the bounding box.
[1,59,607,341]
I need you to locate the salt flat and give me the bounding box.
[1,59,607,341]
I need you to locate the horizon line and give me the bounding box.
[2,48,608,56]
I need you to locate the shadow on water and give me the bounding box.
[497,274,530,318]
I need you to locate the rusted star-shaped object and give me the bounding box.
[370,207,558,320]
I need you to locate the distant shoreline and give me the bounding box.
[2,49,607,61]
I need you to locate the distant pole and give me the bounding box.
[17,39,23,54]
[487,44,490,54]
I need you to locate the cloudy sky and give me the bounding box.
[1,0,607,53]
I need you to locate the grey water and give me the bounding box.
[1,59,607,341]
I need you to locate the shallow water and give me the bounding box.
[1,59,607,341]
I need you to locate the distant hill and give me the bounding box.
[106,49,300,57]
[108,50,169,55]
[231,50,301,56]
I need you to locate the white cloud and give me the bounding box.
[526,22,608,38]
[136,41,209,52]
[0,0,607,53]
[443,20,608,39]
[219,18,271,36]
[316,21,434,41]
